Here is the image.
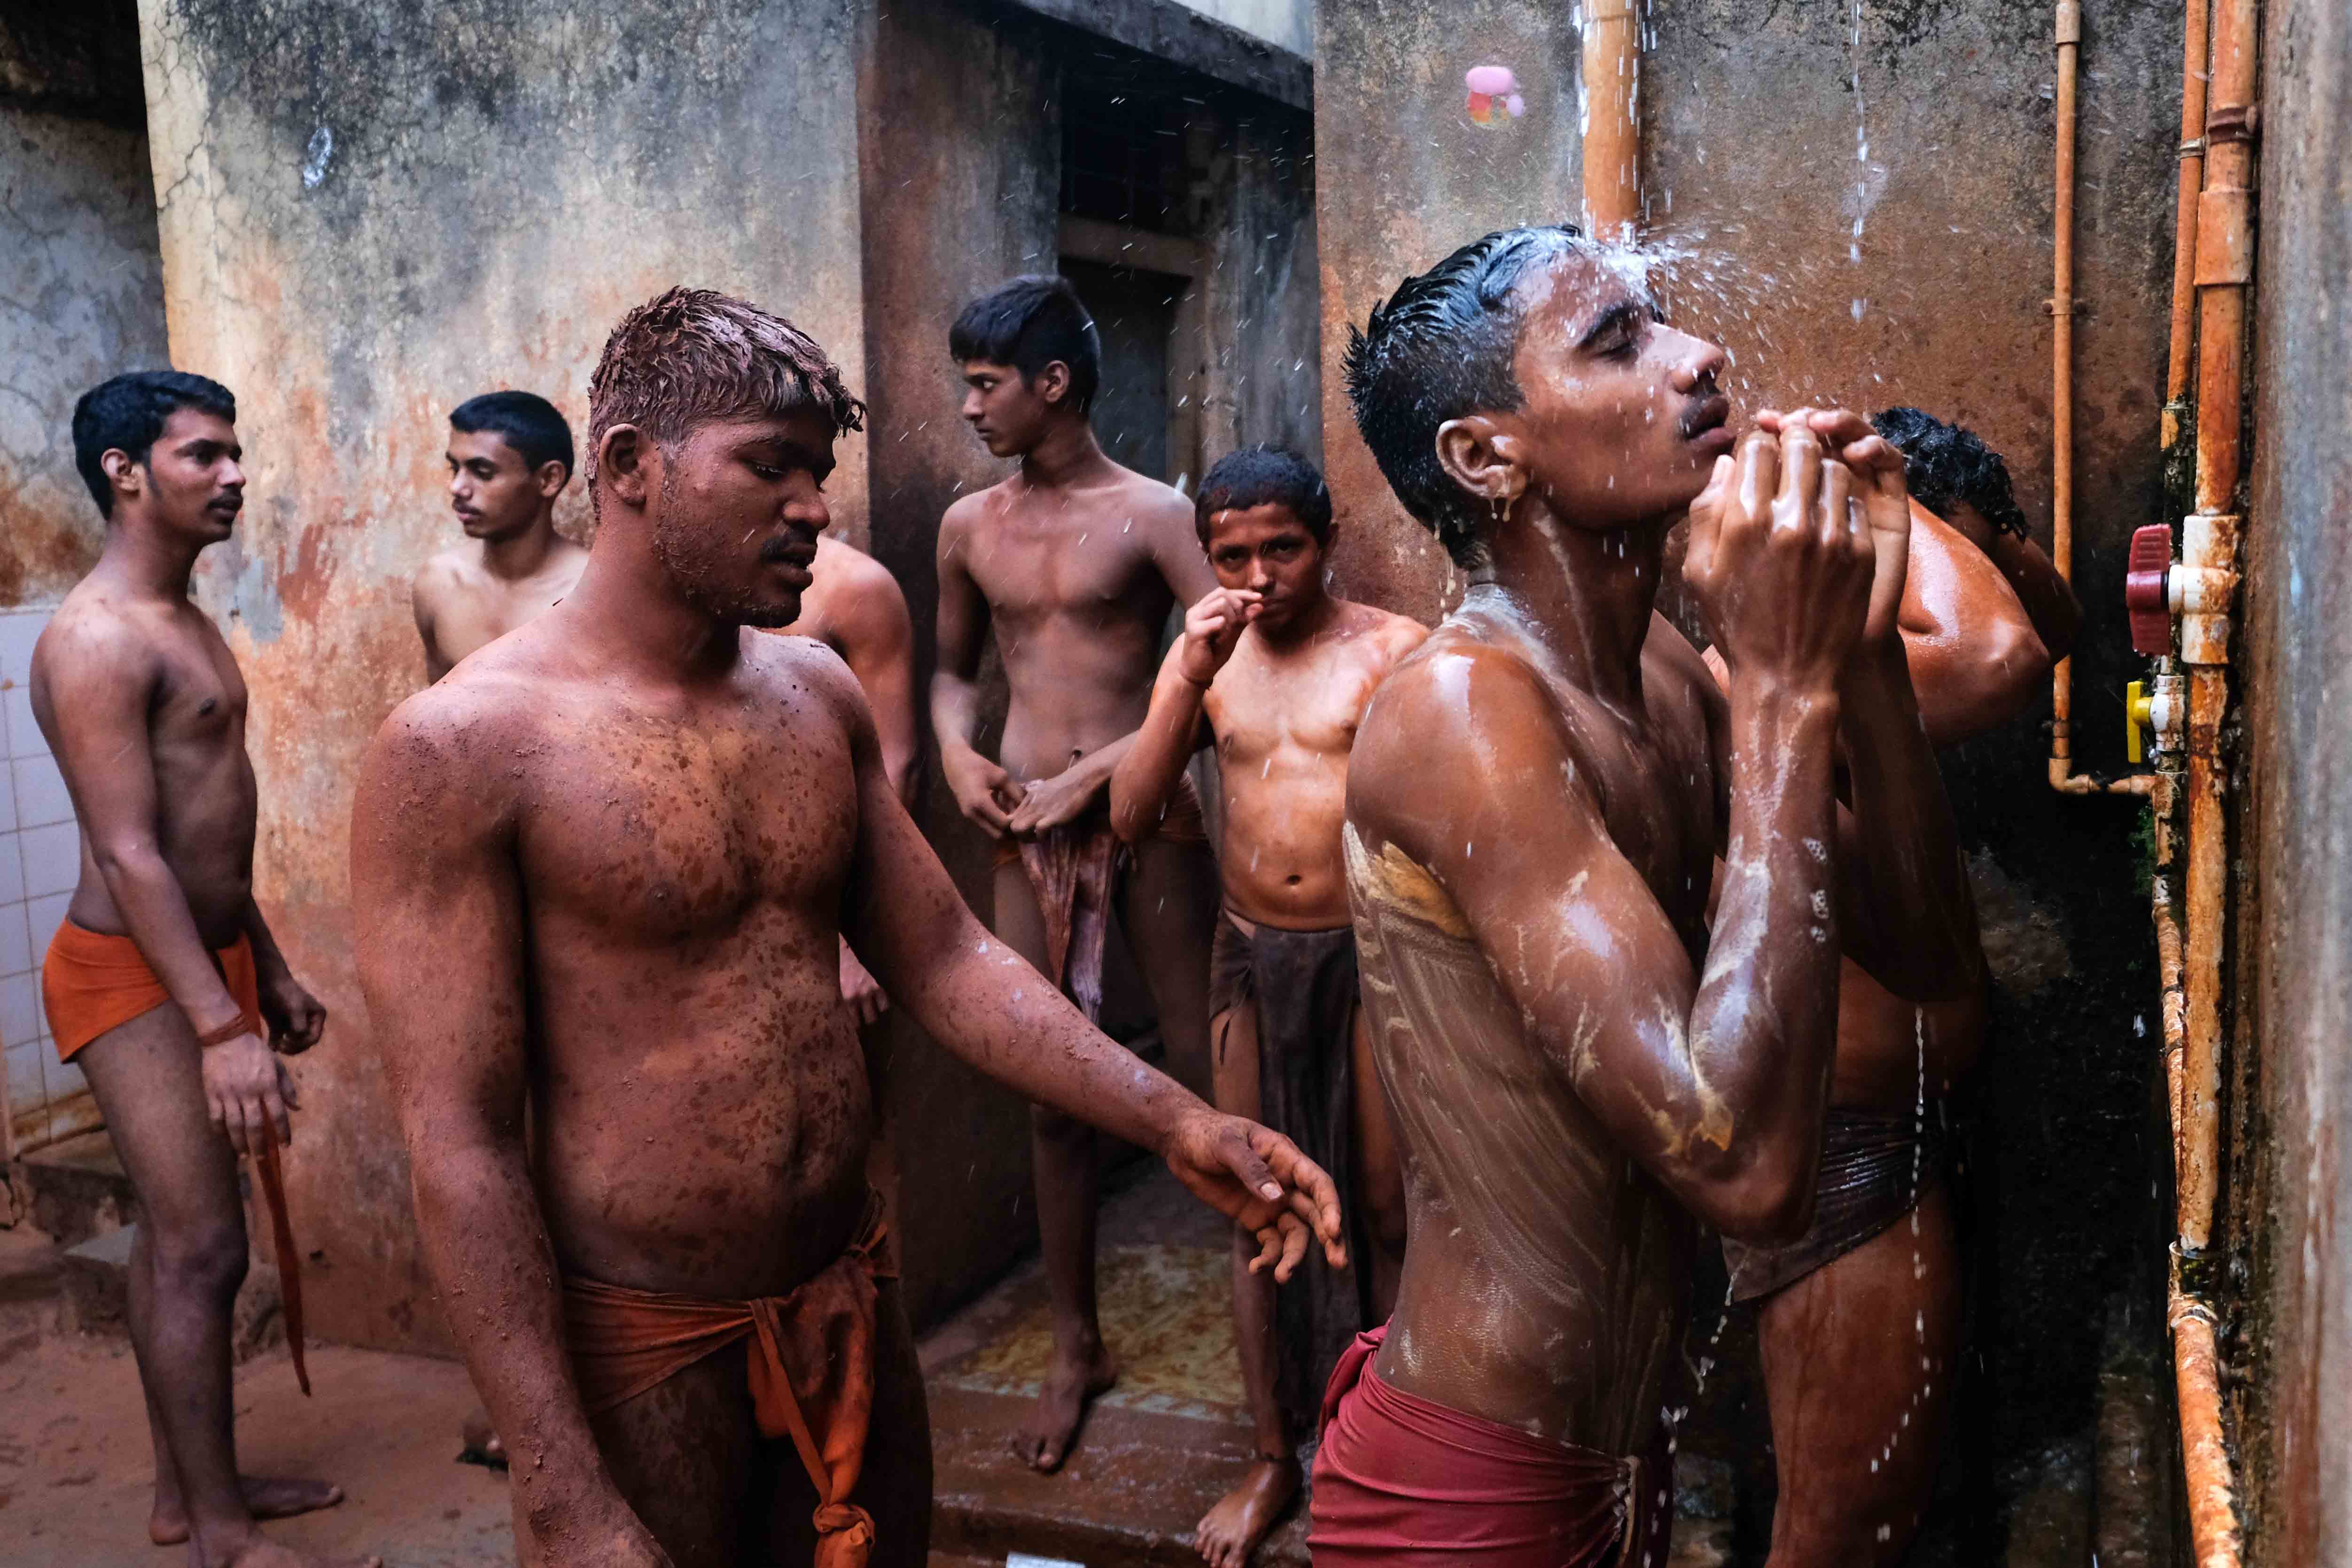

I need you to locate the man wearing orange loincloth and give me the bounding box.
[35,371,375,1568]
[352,288,1345,1568]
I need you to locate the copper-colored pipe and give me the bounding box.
[2160,0,2212,464]
[2045,0,2154,797]
[2170,1274,2243,1567]
[1580,0,1642,242]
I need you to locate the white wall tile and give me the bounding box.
[0,764,15,831]
[11,754,70,828]
[0,901,28,978]
[0,842,22,906]
[6,1038,45,1120]
[19,821,78,897]
[26,891,71,957]
[2,685,43,761]
[0,973,39,1052]
[0,612,46,688]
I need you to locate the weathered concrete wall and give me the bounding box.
[859,0,1062,1331]
[0,96,167,606]
[1316,0,2183,1548]
[2238,0,2351,1558]
[1204,107,1323,463]
[140,0,870,1352]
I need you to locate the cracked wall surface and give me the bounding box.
[0,102,168,607]
[138,0,869,1352]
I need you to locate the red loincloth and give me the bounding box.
[40,918,309,1395]
[563,1194,896,1568]
[1309,1325,1670,1566]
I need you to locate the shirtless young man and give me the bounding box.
[351,287,1342,1568]
[931,274,1224,1470]
[35,372,370,1568]
[776,534,919,1025]
[1722,407,2080,1566]
[1312,226,1980,1562]
[1109,447,1424,1566]
[412,390,587,683]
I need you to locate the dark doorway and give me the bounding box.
[1061,257,1185,484]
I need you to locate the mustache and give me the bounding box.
[759,531,816,563]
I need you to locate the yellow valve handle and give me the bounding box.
[2126,680,2153,764]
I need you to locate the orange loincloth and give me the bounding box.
[39,919,310,1395]
[563,1193,896,1568]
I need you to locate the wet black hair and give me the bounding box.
[1344,225,1590,566]
[1871,406,2030,540]
[949,274,1102,415]
[71,370,237,519]
[1195,446,1332,546]
[451,389,575,480]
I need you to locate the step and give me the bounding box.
[13,1128,138,1247]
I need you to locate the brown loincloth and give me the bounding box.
[1721,1104,1948,1303]
[1210,909,1376,1432]
[1309,1324,1672,1565]
[40,918,309,1395]
[991,773,1207,1023]
[564,1192,895,1568]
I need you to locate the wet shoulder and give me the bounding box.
[736,624,868,734]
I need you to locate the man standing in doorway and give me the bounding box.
[412,390,588,683]
[931,274,1224,1472]
[36,371,374,1568]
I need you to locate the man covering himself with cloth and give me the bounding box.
[36,371,370,1568]
[352,287,1344,1568]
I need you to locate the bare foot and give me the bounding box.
[1194,1453,1301,1568]
[1012,1341,1117,1472]
[459,1405,507,1467]
[150,1476,347,1545]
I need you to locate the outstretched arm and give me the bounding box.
[930,506,1022,837]
[33,621,292,1156]
[833,665,1342,1274]
[353,699,669,1568]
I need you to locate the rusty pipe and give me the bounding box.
[1581,0,1642,241]
[2160,0,2212,468]
[2044,0,2155,798]
[2170,1274,2243,1567]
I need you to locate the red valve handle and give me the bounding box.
[2125,523,2174,657]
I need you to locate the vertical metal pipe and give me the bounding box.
[1581,0,1642,242]
[2047,0,2082,792]
[2161,0,2213,470]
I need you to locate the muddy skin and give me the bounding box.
[1333,246,1977,1517]
[1111,501,1424,1564]
[358,357,1344,1568]
[1719,480,2077,1566]
[932,351,1225,1473]
[777,532,921,1025]
[33,402,364,1568]
[412,425,586,684]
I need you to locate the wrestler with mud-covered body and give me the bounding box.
[777,533,920,1025]
[411,390,587,684]
[34,373,366,1568]
[1314,227,1979,1561]
[353,289,1343,1568]
[1716,409,2082,1567]
[930,275,1224,1472]
[1109,448,1425,1566]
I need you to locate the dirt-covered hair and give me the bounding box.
[588,287,864,506]
[1344,225,1590,566]
[1195,446,1332,545]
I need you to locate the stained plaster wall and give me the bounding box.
[1315,0,2185,1548]
[138,0,870,1352]
[2236,0,2352,1557]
